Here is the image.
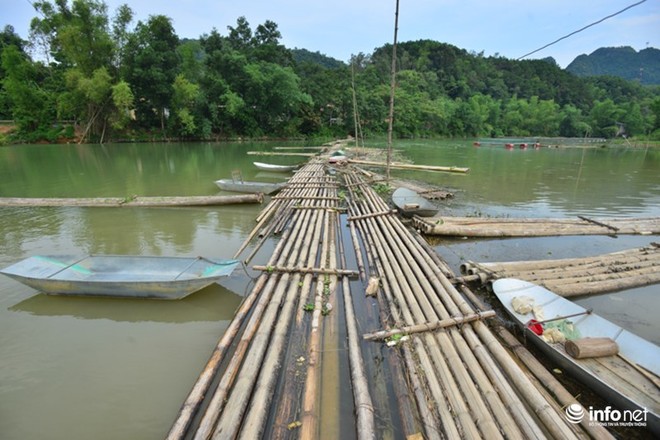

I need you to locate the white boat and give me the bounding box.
[252,162,298,172]
[214,179,286,195]
[493,278,660,435]
[328,155,347,164]
[1,255,240,300]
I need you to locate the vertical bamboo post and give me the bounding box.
[386,0,400,182]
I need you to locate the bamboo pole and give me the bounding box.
[237,202,323,438]
[358,171,526,438]
[240,166,333,438]
[415,216,660,236]
[318,209,342,438]
[463,243,659,273]
[346,184,445,439]
[359,183,518,440]
[0,194,263,207]
[337,213,376,439]
[167,198,306,439]
[299,209,332,439]
[345,169,579,439]
[462,243,660,296]
[349,159,469,174]
[274,146,327,150]
[247,151,316,156]
[195,173,320,438]
[252,265,358,277]
[470,251,660,278]
[165,273,268,439]
[358,229,421,438]
[347,174,481,438]
[385,0,399,182]
[460,285,615,440]
[363,311,496,341]
[374,189,544,439]
[347,209,397,222]
[270,204,327,439]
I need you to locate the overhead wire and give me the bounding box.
[517,0,647,60]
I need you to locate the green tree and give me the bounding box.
[110,79,134,130]
[0,26,29,119]
[589,99,622,137]
[31,0,113,76]
[171,74,200,137]
[242,61,312,136]
[559,104,590,137]
[29,0,134,142]
[1,45,56,135]
[123,14,179,135]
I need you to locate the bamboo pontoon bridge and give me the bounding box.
[166,158,618,439]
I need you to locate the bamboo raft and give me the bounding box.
[166,159,617,439]
[0,194,263,207]
[459,243,660,297]
[413,215,660,237]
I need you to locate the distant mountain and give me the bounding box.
[291,48,345,69]
[566,46,660,85]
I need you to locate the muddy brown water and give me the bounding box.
[0,140,657,439]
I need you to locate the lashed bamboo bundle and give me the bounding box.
[461,243,660,297]
[343,169,581,439]
[167,158,378,439]
[457,285,615,440]
[233,162,334,260]
[414,216,660,237]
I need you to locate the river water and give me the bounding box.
[0,140,658,439]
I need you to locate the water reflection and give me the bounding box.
[395,143,660,218]
[9,282,244,323]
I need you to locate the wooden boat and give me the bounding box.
[493,278,660,435]
[0,255,240,300]
[214,179,286,195]
[252,161,298,172]
[391,187,438,217]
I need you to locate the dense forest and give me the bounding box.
[1,0,659,144]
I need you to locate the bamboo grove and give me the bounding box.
[1,0,659,144]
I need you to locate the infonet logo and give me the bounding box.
[565,403,649,428]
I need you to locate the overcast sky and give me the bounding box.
[3,0,659,67]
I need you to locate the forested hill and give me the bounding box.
[1,4,659,144]
[566,47,660,85]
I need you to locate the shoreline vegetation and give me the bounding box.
[1,122,658,149]
[1,1,659,146]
